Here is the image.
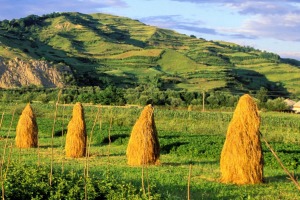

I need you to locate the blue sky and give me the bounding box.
[1,0,300,59]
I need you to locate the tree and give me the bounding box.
[265,98,289,111]
[21,93,34,103]
[256,87,268,103]
[36,93,50,103]
[98,86,125,105]
[181,92,196,105]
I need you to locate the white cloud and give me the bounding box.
[238,13,300,41]
[140,15,219,35]
[279,51,300,60]
[225,1,293,15]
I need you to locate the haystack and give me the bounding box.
[15,103,38,148]
[126,104,160,166]
[220,94,263,184]
[65,102,87,158]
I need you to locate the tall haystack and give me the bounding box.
[126,104,160,166]
[220,94,263,185]
[65,102,87,158]
[15,103,38,148]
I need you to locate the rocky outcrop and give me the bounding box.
[0,57,73,88]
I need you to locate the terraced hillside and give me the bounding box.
[0,12,299,97]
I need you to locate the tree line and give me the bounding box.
[0,85,293,111]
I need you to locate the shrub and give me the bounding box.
[36,93,50,103]
[3,162,160,199]
[265,97,289,111]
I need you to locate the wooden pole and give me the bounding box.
[202,91,205,112]
[50,89,62,186]
[187,164,192,200]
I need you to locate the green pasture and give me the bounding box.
[108,49,163,59]
[158,49,203,74]
[0,102,300,199]
[177,79,227,92]
[234,62,300,94]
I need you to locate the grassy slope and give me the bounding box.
[0,12,299,97]
[157,49,228,91]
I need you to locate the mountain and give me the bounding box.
[0,12,299,97]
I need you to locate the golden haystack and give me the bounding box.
[126,104,160,166]
[65,102,87,158]
[15,103,38,148]
[220,94,263,185]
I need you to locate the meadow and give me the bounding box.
[0,102,300,199]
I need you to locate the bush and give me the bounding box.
[36,93,50,103]
[265,97,289,111]
[3,162,160,200]
[4,164,50,200]
[167,97,183,107]
[21,93,34,103]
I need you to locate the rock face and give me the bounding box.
[0,58,73,88]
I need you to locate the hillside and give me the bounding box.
[0,12,299,97]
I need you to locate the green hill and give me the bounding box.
[0,12,299,97]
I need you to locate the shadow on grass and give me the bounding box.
[162,160,218,166]
[101,134,129,145]
[159,135,181,139]
[275,150,300,154]
[161,141,188,154]
[0,135,15,139]
[39,144,62,148]
[54,129,67,137]
[231,68,290,96]
[92,152,126,157]
[264,174,297,183]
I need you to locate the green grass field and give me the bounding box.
[0,102,300,199]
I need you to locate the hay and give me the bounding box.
[220,94,263,185]
[126,104,160,166]
[65,102,87,158]
[15,103,38,148]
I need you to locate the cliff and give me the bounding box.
[0,57,73,88]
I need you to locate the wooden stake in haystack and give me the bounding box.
[15,103,38,148]
[220,94,263,185]
[126,104,160,166]
[65,102,87,158]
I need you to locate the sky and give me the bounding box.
[0,0,300,60]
